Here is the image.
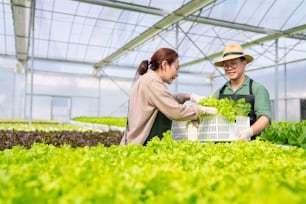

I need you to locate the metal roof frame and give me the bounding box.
[93,0,216,70]
[181,24,306,68]
[88,0,306,71]
[11,0,32,70]
[5,0,306,74]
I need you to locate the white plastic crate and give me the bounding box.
[197,115,250,141]
[171,121,198,141]
[171,121,189,141]
[235,116,251,132]
[171,116,250,142]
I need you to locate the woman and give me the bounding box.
[120,48,217,145]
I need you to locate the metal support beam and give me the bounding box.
[28,0,35,125]
[76,0,306,41]
[73,0,166,16]
[11,0,32,62]
[174,23,179,92]
[15,59,26,73]
[274,39,279,122]
[181,24,306,68]
[93,0,215,70]
[185,16,306,41]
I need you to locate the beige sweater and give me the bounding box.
[120,69,202,145]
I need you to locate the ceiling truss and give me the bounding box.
[11,0,32,72]
[8,0,306,74]
[93,0,216,70]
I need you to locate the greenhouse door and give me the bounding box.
[51,97,71,123]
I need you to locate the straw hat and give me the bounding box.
[214,44,253,67]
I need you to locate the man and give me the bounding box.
[213,44,272,140]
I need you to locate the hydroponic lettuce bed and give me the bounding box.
[0,123,123,150]
[0,132,305,204]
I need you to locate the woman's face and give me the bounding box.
[161,59,179,84]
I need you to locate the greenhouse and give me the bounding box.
[1,0,306,122]
[0,0,306,203]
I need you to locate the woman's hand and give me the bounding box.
[190,93,206,103]
[198,106,218,115]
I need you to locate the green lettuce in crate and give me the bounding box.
[198,96,251,123]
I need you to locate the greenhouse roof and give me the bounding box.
[1,0,306,78]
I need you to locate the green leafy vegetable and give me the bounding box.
[261,120,306,148]
[0,133,305,203]
[198,96,251,123]
[72,117,127,127]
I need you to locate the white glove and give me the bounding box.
[238,127,253,141]
[199,106,218,115]
[190,93,205,103]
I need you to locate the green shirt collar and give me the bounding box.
[224,75,250,90]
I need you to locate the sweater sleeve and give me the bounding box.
[172,93,187,104]
[146,79,200,121]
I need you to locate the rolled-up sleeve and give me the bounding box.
[172,93,187,104]
[253,85,272,123]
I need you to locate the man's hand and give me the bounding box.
[238,127,253,141]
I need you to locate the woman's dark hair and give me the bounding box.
[135,48,178,78]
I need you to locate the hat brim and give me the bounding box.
[214,54,253,67]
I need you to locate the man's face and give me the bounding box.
[223,58,247,80]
